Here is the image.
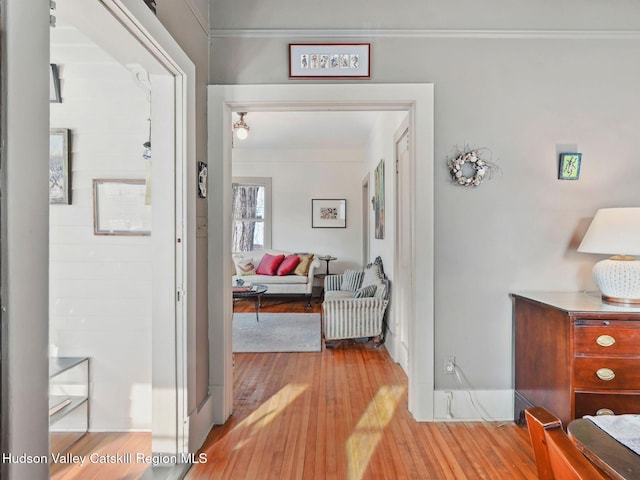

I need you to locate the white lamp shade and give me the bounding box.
[579,207,640,303]
[578,207,640,256]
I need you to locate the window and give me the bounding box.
[232,177,272,252]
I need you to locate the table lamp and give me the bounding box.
[578,207,640,304]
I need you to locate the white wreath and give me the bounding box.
[448,149,492,187]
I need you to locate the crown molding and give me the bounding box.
[209,28,640,40]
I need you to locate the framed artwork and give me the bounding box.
[198,161,208,198]
[49,128,71,204]
[374,159,385,239]
[93,179,151,236]
[312,199,346,228]
[50,64,61,103]
[558,153,582,180]
[289,44,370,79]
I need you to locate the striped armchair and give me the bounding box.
[322,257,390,346]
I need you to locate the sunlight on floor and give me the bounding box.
[231,383,309,450]
[346,385,406,480]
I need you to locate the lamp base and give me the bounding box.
[601,294,640,305]
[592,257,640,304]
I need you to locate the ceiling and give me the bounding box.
[231,110,398,151]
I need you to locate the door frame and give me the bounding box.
[208,84,435,421]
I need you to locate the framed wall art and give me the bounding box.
[198,161,208,198]
[374,159,385,239]
[49,128,71,204]
[289,44,370,79]
[558,153,582,180]
[312,199,346,228]
[50,64,61,103]
[93,179,151,236]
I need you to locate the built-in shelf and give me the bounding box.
[49,356,90,454]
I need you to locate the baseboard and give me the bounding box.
[433,389,514,422]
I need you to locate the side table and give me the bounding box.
[318,255,337,275]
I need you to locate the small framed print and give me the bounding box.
[289,44,370,79]
[312,199,346,228]
[49,128,71,204]
[558,153,582,180]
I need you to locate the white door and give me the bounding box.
[362,176,370,267]
[394,119,412,373]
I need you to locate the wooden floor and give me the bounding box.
[185,297,538,479]
[48,297,538,479]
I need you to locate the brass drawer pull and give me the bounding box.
[596,368,616,381]
[596,408,615,416]
[596,335,616,347]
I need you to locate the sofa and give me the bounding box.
[232,250,321,307]
[322,256,390,345]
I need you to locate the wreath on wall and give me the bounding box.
[447,147,497,187]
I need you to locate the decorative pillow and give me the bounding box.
[354,284,377,298]
[277,255,301,276]
[340,269,364,292]
[235,259,256,276]
[294,254,314,276]
[361,262,383,288]
[256,253,286,276]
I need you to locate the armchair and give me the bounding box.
[322,257,390,346]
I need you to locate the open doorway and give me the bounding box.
[208,84,435,423]
[48,1,193,477]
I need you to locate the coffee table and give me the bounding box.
[232,284,268,321]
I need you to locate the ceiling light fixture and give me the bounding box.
[233,112,250,140]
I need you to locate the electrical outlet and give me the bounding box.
[444,356,456,375]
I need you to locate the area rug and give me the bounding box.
[232,312,321,353]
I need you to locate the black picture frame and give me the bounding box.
[50,64,61,103]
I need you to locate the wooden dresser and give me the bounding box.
[512,292,640,427]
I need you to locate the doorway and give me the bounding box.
[49,0,193,470]
[208,84,435,422]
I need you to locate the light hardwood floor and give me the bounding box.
[49,297,538,479]
[185,297,538,479]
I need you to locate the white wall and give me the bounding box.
[50,26,152,431]
[233,148,364,272]
[208,0,640,419]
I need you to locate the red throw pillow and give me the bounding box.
[277,255,301,276]
[256,253,285,276]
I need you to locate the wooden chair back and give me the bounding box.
[525,407,607,480]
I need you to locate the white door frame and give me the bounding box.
[72,0,196,455]
[208,84,435,421]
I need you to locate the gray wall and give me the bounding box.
[208,1,640,393]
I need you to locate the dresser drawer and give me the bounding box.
[574,357,640,389]
[575,392,640,417]
[574,320,640,355]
